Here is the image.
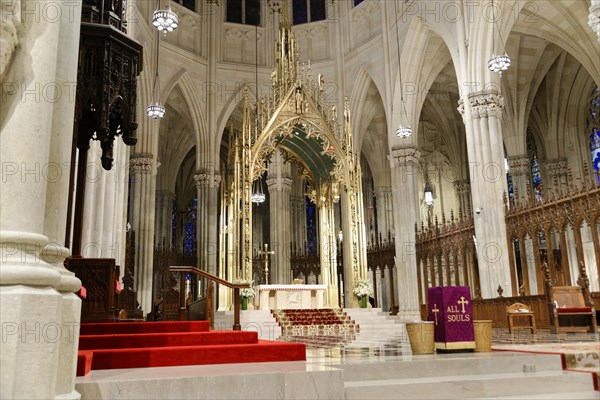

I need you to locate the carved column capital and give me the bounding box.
[129,154,154,174]
[544,158,568,176]
[194,171,211,188]
[266,176,292,191]
[390,146,421,168]
[453,179,471,194]
[374,186,392,198]
[508,155,530,176]
[194,169,221,188]
[467,91,504,119]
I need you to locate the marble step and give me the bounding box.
[487,391,600,399]
[344,370,595,399]
[338,353,566,381]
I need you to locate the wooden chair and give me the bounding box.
[506,302,536,334]
[548,286,597,334]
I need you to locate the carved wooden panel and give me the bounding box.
[65,257,116,322]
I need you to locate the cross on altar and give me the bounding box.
[458,296,469,313]
[258,244,275,284]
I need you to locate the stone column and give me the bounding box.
[507,155,530,202]
[458,91,512,298]
[80,141,128,265]
[545,158,568,195]
[267,151,292,284]
[1,1,82,398]
[374,186,393,242]
[154,190,175,250]
[129,154,157,314]
[390,147,421,320]
[453,179,471,217]
[195,170,221,276]
[590,0,600,43]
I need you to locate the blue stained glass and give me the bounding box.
[306,197,317,254]
[184,197,198,256]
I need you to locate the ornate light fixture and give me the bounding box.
[488,0,511,75]
[251,177,266,204]
[147,33,165,119]
[424,180,434,206]
[393,0,412,139]
[152,1,179,33]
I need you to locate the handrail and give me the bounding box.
[169,266,249,330]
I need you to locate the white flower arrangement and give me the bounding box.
[236,280,255,298]
[353,279,373,298]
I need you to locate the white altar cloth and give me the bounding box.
[258,284,327,310]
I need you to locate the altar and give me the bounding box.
[258,284,327,310]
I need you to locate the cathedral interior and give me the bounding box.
[1,0,599,398]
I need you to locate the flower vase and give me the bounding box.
[360,295,368,308]
[241,297,248,310]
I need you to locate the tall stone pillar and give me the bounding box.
[195,170,221,276]
[458,92,512,298]
[390,147,421,320]
[129,154,158,314]
[80,141,128,266]
[267,151,292,284]
[507,155,531,202]
[1,1,82,398]
[453,180,471,217]
[374,186,393,242]
[154,190,175,250]
[545,159,568,195]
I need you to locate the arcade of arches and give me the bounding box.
[1,1,599,398]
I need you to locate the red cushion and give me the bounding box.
[557,307,592,313]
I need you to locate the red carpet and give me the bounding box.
[77,321,305,376]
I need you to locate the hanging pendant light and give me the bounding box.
[252,178,266,204]
[153,1,179,33]
[487,0,511,75]
[147,32,165,119]
[393,0,412,139]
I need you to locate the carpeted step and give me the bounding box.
[79,330,258,350]
[79,321,210,335]
[77,341,306,375]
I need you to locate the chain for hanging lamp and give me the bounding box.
[393,0,412,139]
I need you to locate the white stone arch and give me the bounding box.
[390,17,452,149]
[161,69,209,169]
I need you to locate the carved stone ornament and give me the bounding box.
[508,156,530,176]
[390,146,421,168]
[0,0,20,79]
[129,155,153,173]
[468,92,504,119]
[194,171,211,188]
[453,179,471,194]
[544,159,568,176]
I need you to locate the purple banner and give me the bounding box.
[428,286,474,350]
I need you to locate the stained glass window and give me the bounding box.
[587,86,600,178]
[184,198,197,256]
[226,0,261,26]
[306,196,317,255]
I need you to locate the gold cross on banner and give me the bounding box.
[258,244,275,284]
[457,296,469,314]
[432,304,439,325]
